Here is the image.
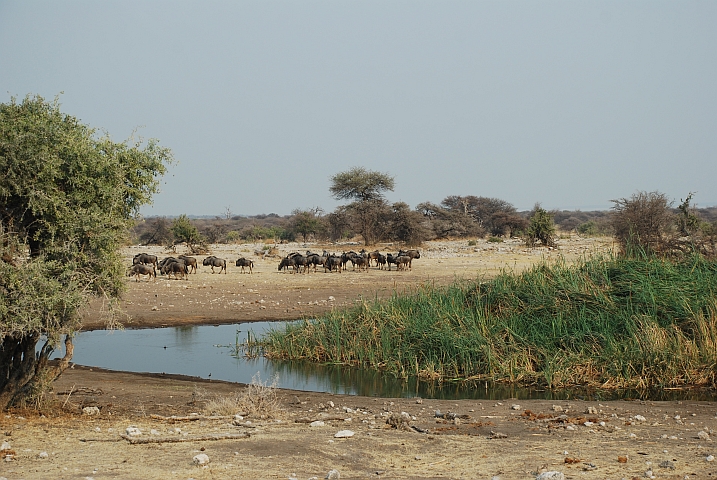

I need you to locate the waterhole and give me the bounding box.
[51,322,715,401]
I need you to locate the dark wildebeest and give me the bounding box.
[398,249,421,269]
[160,260,187,280]
[291,254,309,274]
[127,264,156,282]
[133,253,158,267]
[158,256,178,269]
[178,255,197,273]
[362,249,381,267]
[386,253,400,271]
[352,255,370,272]
[376,253,387,270]
[235,257,254,274]
[341,251,360,270]
[203,256,227,274]
[278,256,296,273]
[395,255,412,271]
[324,255,342,273]
[306,253,324,273]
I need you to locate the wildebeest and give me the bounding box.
[133,253,158,267]
[386,253,400,271]
[278,256,296,273]
[202,256,227,274]
[351,255,370,272]
[324,255,342,273]
[376,253,387,270]
[158,256,178,268]
[398,249,420,269]
[235,257,254,274]
[395,255,412,271]
[178,255,197,273]
[160,260,187,280]
[306,253,324,272]
[127,264,156,282]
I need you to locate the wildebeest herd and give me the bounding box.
[127,248,419,281]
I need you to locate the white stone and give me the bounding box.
[38,451,49,459]
[82,406,100,416]
[706,455,715,462]
[536,472,565,480]
[0,442,10,450]
[192,453,210,465]
[697,431,710,440]
[334,430,355,438]
[125,426,142,436]
[310,421,325,427]
[634,415,646,422]
[325,469,340,480]
[511,404,521,410]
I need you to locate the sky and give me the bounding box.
[1,1,715,217]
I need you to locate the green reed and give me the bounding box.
[261,253,717,389]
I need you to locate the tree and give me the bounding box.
[171,214,203,251]
[388,202,430,245]
[611,191,674,256]
[137,217,173,245]
[288,208,325,242]
[525,204,557,247]
[441,195,519,236]
[329,167,395,246]
[0,95,172,409]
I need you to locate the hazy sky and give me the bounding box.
[2,1,715,216]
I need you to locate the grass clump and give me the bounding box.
[203,374,281,418]
[261,253,717,390]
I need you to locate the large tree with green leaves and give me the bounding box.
[0,95,172,409]
[329,167,395,245]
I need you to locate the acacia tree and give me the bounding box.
[0,95,172,409]
[289,208,325,242]
[329,167,395,245]
[171,214,203,252]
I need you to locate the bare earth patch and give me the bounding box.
[6,237,716,479]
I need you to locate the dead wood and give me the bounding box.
[119,432,250,444]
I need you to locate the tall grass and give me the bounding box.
[260,253,717,389]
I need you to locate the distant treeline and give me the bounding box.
[130,195,717,247]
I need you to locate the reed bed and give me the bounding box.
[260,253,717,389]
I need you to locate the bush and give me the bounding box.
[525,204,556,247]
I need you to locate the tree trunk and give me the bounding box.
[0,333,74,410]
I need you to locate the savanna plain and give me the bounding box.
[2,237,717,479]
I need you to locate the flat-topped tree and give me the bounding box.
[0,95,172,409]
[329,167,395,246]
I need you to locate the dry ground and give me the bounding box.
[4,236,717,479]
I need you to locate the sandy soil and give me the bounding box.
[5,237,717,479]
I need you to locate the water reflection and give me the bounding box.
[51,322,716,401]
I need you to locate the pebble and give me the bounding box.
[707,455,715,462]
[192,453,210,465]
[511,404,521,410]
[697,431,710,440]
[38,451,49,459]
[634,415,646,422]
[0,442,10,450]
[82,406,100,416]
[310,421,325,427]
[125,426,142,436]
[586,406,598,415]
[552,405,563,412]
[325,469,340,479]
[334,430,354,438]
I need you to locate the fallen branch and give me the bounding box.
[149,414,240,423]
[120,432,250,444]
[295,415,351,423]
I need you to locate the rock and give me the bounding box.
[192,453,210,465]
[334,430,354,438]
[82,406,100,416]
[310,421,325,427]
[586,406,598,415]
[697,431,711,440]
[551,405,563,412]
[415,398,423,404]
[0,442,10,450]
[38,451,49,459]
[511,404,521,410]
[535,472,565,480]
[325,469,340,479]
[125,426,142,436]
[327,401,334,408]
[706,455,714,462]
[489,430,508,439]
[659,460,676,469]
[634,415,646,422]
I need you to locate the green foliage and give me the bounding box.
[289,208,325,242]
[171,214,202,247]
[487,236,503,243]
[261,253,717,390]
[329,167,394,202]
[577,221,598,236]
[0,94,171,408]
[525,204,556,247]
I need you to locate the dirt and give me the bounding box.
[4,237,717,479]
